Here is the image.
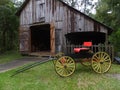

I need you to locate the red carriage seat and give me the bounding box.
[74,42,92,53]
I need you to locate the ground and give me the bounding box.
[0,57,49,73]
[0,56,120,80]
[0,57,120,90]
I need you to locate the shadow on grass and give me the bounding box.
[75,63,93,74]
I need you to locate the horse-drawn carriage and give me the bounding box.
[53,32,113,77]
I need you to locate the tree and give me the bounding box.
[0,0,19,53]
[95,0,120,52]
[0,0,9,5]
[62,0,97,15]
[12,0,24,8]
[63,0,77,8]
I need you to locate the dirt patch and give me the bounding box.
[77,78,96,88]
[106,74,120,80]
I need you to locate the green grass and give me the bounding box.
[0,61,120,90]
[0,51,24,64]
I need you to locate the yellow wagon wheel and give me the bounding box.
[55,56,76,77]
[91,52,111,73]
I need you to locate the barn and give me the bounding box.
[16,0,113,56]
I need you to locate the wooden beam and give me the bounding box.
[50,22,55,55]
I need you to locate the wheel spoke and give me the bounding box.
[98,64,101,73]
[94,55,99,60]
[56,61,63,68]
[67,63,75,67]
[101,53,107,59]
[56,68,64,75]
[92,63,100,70]
[104,58,111,62]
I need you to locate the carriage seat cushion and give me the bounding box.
[74,48,89,53]
[73,42,92,53]
[83,42,92,47]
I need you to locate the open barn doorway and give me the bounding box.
[30,24,50,55]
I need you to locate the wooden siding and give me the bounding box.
[19,0,109,34]
[19,26,30,52]
[18,0,111,53]
[20,1,32,25]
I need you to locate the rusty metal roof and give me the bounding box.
[16,0,113,34]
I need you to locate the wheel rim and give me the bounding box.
[91,52,111,73]
[55,52,64,59]
[55,56,75,77]
[53,52,64,65]
[53,59,57,65]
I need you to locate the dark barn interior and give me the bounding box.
[30,24,50,52]
[65,32,106,45]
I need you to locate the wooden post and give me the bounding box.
[50,22,55,56]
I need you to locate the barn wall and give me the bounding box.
[19,0,109,53]
[20,0,32,25]
[19,25,30,53]
[19,0,109,33]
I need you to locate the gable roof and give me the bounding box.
[16,0,113,34]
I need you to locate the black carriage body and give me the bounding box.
[66,50,93,59]
[65,32,105,59]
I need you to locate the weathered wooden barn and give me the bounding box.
[16,0,113,56]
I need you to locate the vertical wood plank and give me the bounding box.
[50,22,55,55]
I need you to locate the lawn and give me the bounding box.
[0,61,120,90]
[0,51,25,64]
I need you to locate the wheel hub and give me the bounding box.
[100,61,104,64]
[64,65,67,68]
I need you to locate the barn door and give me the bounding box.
[19,27,30,53]
[50,23,55,55]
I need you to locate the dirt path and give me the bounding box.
[106,74,120,80]
[0,57,49,73]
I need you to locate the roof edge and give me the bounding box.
[15,0,30,16]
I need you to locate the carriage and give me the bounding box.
[53,32,113,77]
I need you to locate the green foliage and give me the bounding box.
[110,29,120,52]
[0,0,9,5]
[95,0,120,52]
[62,0,96,15]
[0,1,19,53]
